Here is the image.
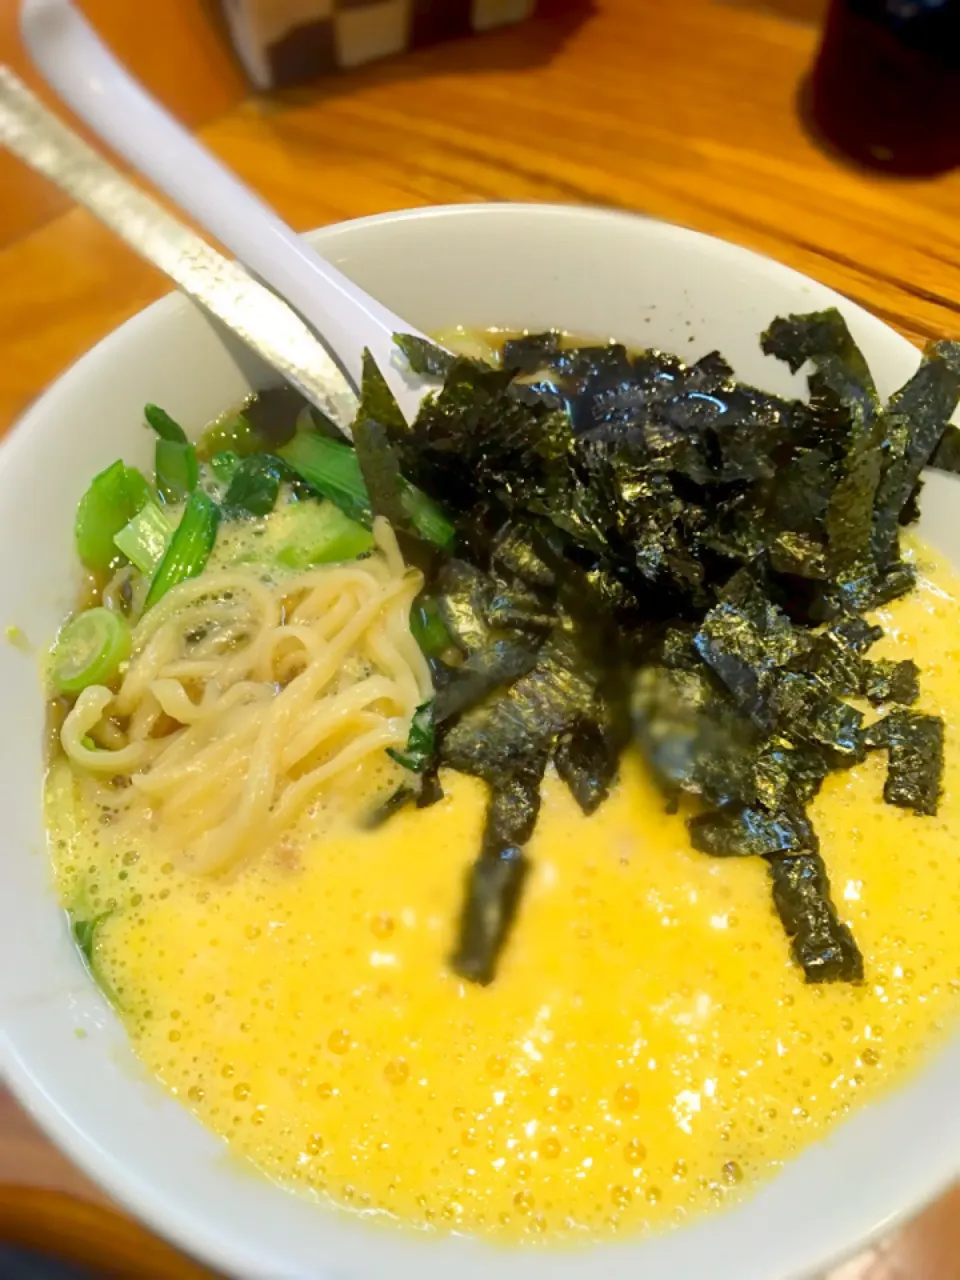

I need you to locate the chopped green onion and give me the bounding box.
[145,491,220,610]
[279,433,455,549]
[113,501,173,575]
[198,411,261,460]
[51,607,131,695]
[75,461,152,573]
[209,450,241,482]
[275,500,374,569]
[144,403,188,444]
[401,486,455,550]
[72,910,113,964]
[410,595,451,657]
[156,438,199,504]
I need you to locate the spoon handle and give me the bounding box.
[20,0,428,422]
[0,68,357,434]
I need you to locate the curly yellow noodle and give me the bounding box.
[59,520,432,875]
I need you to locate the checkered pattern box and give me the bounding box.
[220,0,537,89]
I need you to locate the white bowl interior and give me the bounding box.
[1,205,958,1280]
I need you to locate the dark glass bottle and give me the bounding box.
[809,0,960,175]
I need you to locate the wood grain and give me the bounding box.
[1,0,960,1276]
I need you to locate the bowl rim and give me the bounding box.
[1,201,955,1280]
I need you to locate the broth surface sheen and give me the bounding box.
[47,535,960,1245]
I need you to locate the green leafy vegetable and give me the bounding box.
[273,501,374,570]
[144,403,188,444]
[113,501,173,575]
[223,454,287,517]
[72,910,113,964]
[279,431,454,548]
[144,491,220,610]
[155,438,199,504]
[51,607,131,695]
[409,596,452,658]
[75,461,151,573]
[209,450,241,482]
[387,701,436,773]
[197,411,261,460]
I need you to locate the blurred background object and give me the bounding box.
[808,0,960,175]
[220,0,537,88]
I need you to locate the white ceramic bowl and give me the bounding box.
[1,204,958,1280]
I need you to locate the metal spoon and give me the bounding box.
[0,68,360,434]
[20,0,434,425]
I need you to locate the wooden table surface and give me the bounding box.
[1,0,960,1275]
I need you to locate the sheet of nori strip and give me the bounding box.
[554,718,620,815]
[768,853,864,982]
[866,710,944,816]
[870,341,960,569]
[690,804,818,858]
[451,771,542,985]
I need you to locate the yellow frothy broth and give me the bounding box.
[47,538,960,1246]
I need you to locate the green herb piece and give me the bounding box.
[279,431,454,549]
[768,853,863,983]
[280,432,371,525]
[223,454,287,517]
[51,607,132,695]
[144,403,188,444]
[394,333,456,379]
[433,639,542,725]
[387,701,436,773]
[75,461,152,573]
[689,804,818,858]
[273,501,374,570]
[209,450,241,482]
[409,596,452,658]
[866,710,944,816]
[113,501,173,575]
[72,910,113,964]
[399,485,455,550]
[155,438,199,504]
[144,491,220,610]
[197,410,261,460]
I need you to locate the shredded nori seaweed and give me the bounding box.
[361,313,957,986]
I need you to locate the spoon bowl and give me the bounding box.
[20,0,434,423]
